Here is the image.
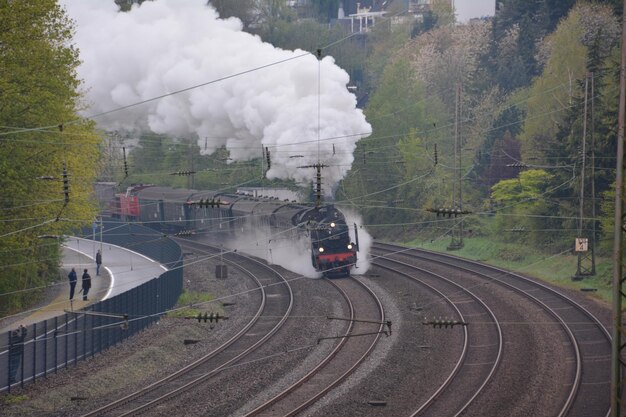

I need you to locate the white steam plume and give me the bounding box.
[62,0,371,191]
[342,208,372,274]
[218,217,370,278]
[227,228,321,279]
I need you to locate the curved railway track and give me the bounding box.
[79,240,387,417]
[81,241,294,417]
[372,255,503,417]
[373,242,611,417]
[243,277,385,417]
[5,238,612,417]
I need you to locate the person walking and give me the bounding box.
[81,269,91,301]
[96,249,102,276]
[68,267,77,300]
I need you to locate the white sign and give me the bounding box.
[575,237,588,252]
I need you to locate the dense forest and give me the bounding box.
[1,0,625,312]
[200,0,624,256]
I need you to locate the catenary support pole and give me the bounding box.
[611,1,626,415]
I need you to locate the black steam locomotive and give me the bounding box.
[104,184,359,277]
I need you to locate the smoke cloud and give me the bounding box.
[227,228,321,279]
[62,0,371,191]
[342,209,372,274]
[215,218,371,278]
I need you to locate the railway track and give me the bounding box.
[372,254,503,417]
[78,240,387,417]
[373,242,611,417]
[4,239,611,417]
[80,241,294,417]
[242,277,385,417]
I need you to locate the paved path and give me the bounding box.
[0,237,166,334]
[63,237,167,300]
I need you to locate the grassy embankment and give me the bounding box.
[168,290,216,318]
[402,236,613,306]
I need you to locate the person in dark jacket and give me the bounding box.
[9,325,27,384]
[68,267,77,300]
[81,269,91,301]
[96,249,102,276]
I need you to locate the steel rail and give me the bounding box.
[80,242,292,417]
[280,277,385,417]
[376,242,610,417]
[241,277,358,417]
[116,244,294,417]
[242,277,385,417]
[372,255,503,417]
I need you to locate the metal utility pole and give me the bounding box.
[579,74,588,236]
[100,216,103,252]
[188,139,195,189]
[591,74,597,273]
[92,218,97,258]
[611,0,626,415]
[575,73,596,278]
[456,84,464,244]
[299,163,327,208]
[448,84,464,250]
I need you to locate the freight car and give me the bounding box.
[106,184,358,277]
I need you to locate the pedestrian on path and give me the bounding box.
[68,267,77,300]
[81,269,91,301]
[96,249,102,276]
[9,325,27,384]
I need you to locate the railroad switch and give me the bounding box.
[327,316,392,334]
[318,317,392,343]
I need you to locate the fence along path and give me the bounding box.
[0,222,183,392]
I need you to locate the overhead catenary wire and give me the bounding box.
[0,53,311,138]
[0,234,594,352]
[0,78,596,194]
[0,64,590,161]
[1,5,612,293]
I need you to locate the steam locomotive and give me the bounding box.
[101,184,359,277]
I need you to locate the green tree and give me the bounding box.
[515,3,619,252]
[431,0,455,26]
[484,0,579,93]
[472,127,522,191]
[312,0,340,23]
[209,0,258,29]
[411,10,437,38]
[337,54,441,238]
[518,6,588,159]
[491,169,552,203]
[251,0,296,44]
[0,1,101,312]
[490,169,563,247]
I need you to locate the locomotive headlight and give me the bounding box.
[330,222,336,228]
[318,247,324,253]
[347,244,353,250]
